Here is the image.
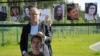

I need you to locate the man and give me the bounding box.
[28,35,44,56]
[67,3,79,20]
[20,6,52,56]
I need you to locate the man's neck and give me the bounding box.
[32,50,40,55]
[31,21,39,25]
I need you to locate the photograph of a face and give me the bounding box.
[10,6,20,22]
[0,6,7,21]
[53,4,64,21]
[67,3,79,20]
[85,3,97,20]
[23,6,30,21]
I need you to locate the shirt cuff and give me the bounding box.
[22,50,26,55]
[45,36,50,40]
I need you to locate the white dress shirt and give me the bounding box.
[30,24,39,35]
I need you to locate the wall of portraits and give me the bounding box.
[0,2,99,24]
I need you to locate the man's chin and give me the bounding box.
[34,48,39,50]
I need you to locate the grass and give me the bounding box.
[0,34,100,56]
[0,26,100,56]
[0,43,21,56]
[52,34,100,56]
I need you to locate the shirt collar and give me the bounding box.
[30,21,39,26]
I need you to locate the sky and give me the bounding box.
[68,0,100,16]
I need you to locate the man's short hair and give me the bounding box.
[28,6,40,15]
[31,35,42,43]
[67,3,76,13]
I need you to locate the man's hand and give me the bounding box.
[37,32,44,37]
[24,53,30,56]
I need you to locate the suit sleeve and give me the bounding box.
[20,27,28,54]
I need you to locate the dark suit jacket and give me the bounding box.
[20,23,52,55]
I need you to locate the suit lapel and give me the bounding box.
[38,23,45,34]
[27,23,31,34]
[38,23,42,32]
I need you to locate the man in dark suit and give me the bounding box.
[20,6,52,56]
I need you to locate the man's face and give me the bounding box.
[31,38,41,50]
[88,5,96,15]
[68,8,78,19]
[29,8,39,24]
